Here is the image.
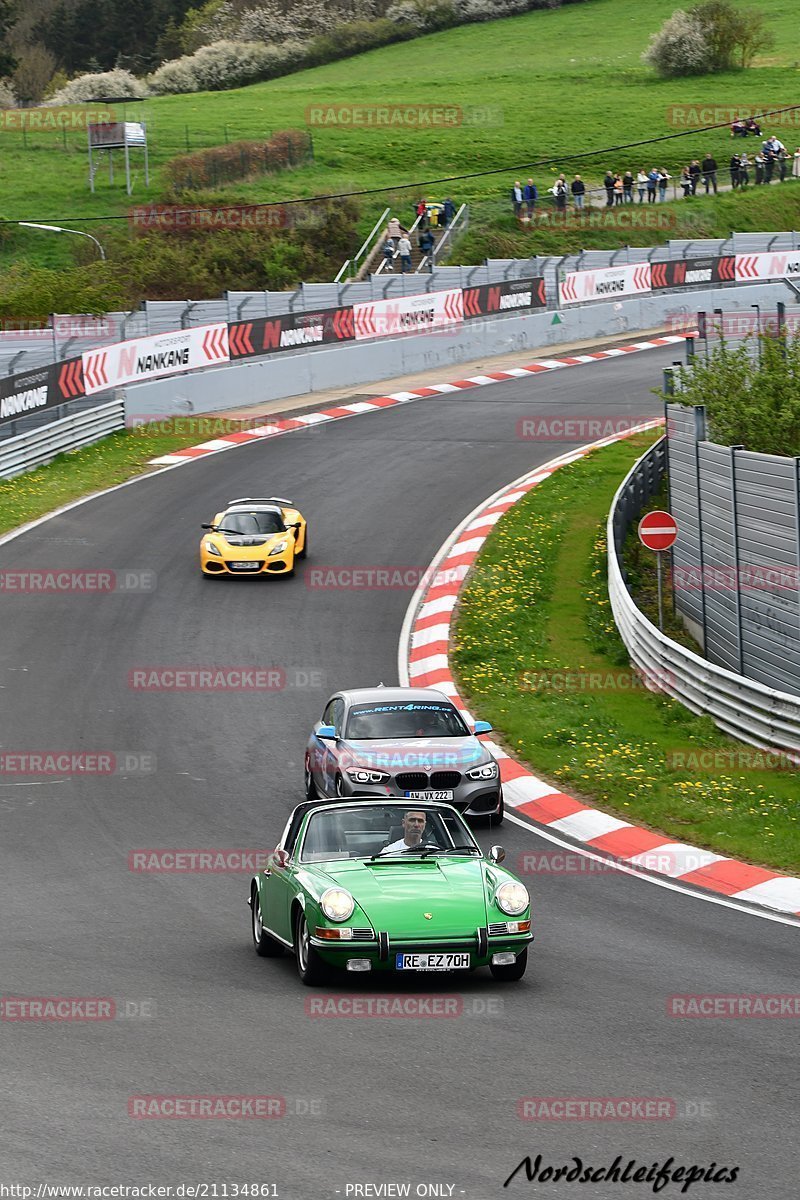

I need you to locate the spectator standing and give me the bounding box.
[680,166,693,197]
[763,146,775,184]
[397,233,412,273]
[381,236,395,271]
[793,148,800,178]
[512,180,523,215]
[443,196,456,225]
[636,169,648,202]
[551,174,568,212]
[613,173,624,204]
[778,147,790,181]
[523,179,537,219]
[622,170,634,203]
[415,198,428,229]
[739,152,750,186]
[730,153,741,188]
[646,168,659,203]
[658,168,670,201]
[386,216,406,248]
[689,160,702,194]
[701,153,718,193]
[604,169,615,206]
[571,174,586,209]
[754,152,765,185]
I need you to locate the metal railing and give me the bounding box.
[0,399,125,480]
[334,207,391,282]
[608,436,800,754]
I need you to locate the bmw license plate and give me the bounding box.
[404,790,453,801]
[230,562,260,570]
[396,953,470,971]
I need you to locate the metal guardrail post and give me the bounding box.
[730,445,745,675]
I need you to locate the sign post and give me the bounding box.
[638,510,678,631]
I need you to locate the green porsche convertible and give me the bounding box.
[248,798,533,985]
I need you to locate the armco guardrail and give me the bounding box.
[609,437,800,755]
[0,399,124,479]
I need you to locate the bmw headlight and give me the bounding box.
[268,540,289,556]
[467,760,499,780]
[346,768,390,784]
[320,888,355,922]
[495,881,529,916]
[205,541,222,556]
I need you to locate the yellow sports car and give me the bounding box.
[200,496,307,578]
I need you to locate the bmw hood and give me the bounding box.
[309,858,490,937]
[338,736,488,772]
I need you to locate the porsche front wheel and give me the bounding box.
[295,910,328,985]
[489,948,527,982]
[251,886,283,957]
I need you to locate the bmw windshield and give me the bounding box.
[345,702,469,740]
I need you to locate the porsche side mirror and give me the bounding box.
[317,724,336,740]
[489,845,505,864]
[267,848,288,871]
[474,720,493,735]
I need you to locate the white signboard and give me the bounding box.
[82,324,229,394]
[353,289,463,341]
[736,252,800,282]
[559,263,652,306]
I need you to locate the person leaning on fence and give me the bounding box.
[603,169,615,206]
[688,159,702,194]
[636,169,648,202]
[512,180,524,216]
[778,147,790,181]
[613,174,624,204]
[793,148,800,179]
[680,166,693,197]
[397,233,412,273]
[646,168,659,203]
[658,168,670,201]
[739,151,750,186]
[730,153,741,188]
[701,153,718,193]
[570,174,585,209]
[551,175,568,212]
[754,151,765,185]
[622,170,634,203]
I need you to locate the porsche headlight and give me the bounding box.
[467,760,499,780]
[205,541,222,556]
[346,768,390,784]
[268,540,289,557]
[320,888,355,922]
[495,881,529,916]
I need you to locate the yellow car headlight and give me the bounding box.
[205,541,222,556]
[268,540,289,557]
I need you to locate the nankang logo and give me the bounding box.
[0,384,48,419]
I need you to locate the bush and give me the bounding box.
[644,1,774,77]
[47,69,150,104]
[0,79,16,108]
[165,129,313,189]
[642,9,711,77]
[149,40,291,94]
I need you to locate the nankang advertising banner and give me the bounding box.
[559,263,652,305]
[463,277,547,318]
[735,252,800,282]
[0,365,57,427]
[228,307,354,359]
[81,324,230,395]
[651,256,736,290]
[353,289,463,341]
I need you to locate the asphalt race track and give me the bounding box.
[1,345,798,1199]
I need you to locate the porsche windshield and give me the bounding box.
[298,804,478,863]
[345,702,469,740]
[221,510,285,536]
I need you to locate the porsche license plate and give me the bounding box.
[396,953,470,971]
[230,561,260,570]
[404,790,453,801]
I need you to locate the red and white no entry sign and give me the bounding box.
[638,510,678,551]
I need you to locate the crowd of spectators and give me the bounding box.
[380,197,457,272]
[511,136,800,218]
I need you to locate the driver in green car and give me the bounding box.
[381,810,427,854]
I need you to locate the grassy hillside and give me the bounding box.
[1,0,799,272]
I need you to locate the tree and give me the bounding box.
[644,1,775,77]
[0,0,18,77]
[730,4,774,67]
[643,9,711,78]
[12,44,56,101]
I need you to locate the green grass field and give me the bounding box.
[451,433,800,873]
[2,0,800,270]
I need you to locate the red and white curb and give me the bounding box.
[399,427,800,922]
[147,335,691,466]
